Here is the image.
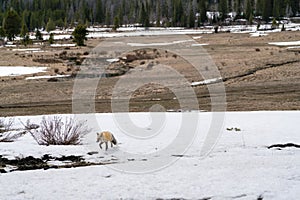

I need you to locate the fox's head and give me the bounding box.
[96,132,101,142]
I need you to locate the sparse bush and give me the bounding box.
[0,131,25,142]
[0,118,14,133]
[29,116,91,145]
[22,119,40,130]
[0,118,25,142]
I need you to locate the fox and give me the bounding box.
[96,131,117,150]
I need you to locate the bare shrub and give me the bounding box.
[0,118,14,133]
[21,119,40,130]
[0,131,26,142]
[29,116,91,145]
[0,118,25,142]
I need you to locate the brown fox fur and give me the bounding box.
[96,131,117,150]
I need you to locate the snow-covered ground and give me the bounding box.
[0,111,300,199]
[0,66,47,77]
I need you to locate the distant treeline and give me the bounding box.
[0,0,299,30]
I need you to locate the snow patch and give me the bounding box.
[50,44,76,47]
[191,43,209,47]
[269,41,300,46]
[191,78,222,86]
[106,58,120,63]
[250,32,269,37]
[0,66,47,77]
[127,39,193,47]
[25,75,71,80]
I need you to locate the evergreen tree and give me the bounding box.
[3,8,21,41]
[187,2,195,28]
[140,2,149,28]
[256,0,263,16]
[249,13,253,25]
[245,0,252,21]
[20,21,28,38]
[156,1,161,27]
[273,0,280,19]
[234,0,242,16]
[105,8,111,26]
[219,0,228,20]
[95,0,104,24]
[0,0,299,29]
[0,27,5,39]
[262,0,272,22]
[113,16,120,31]
[46,18,55,32]
[199,0,207,24]
[72,24,88,46]
[35,29,43,40]
[271,17,278,29]
[22,34,31,46]
[173,0,184,26]
[49,32,54,44]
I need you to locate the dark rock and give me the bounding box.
[47,78,59,82]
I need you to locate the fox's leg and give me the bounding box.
[105,142,108,151]
[111,141,113,147]
[99,142,103,149]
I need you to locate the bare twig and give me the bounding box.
[0,118,25,142]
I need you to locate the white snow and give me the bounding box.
[43,34,72,40]
[12,48,41,52]
[269,41,300,46]
[25,75,71,80]
[191,43,209,46]
[191,77,222,86]
[287,46,300,49]
[87,29,214,38]
[0,111,299,199]
[0,66,47,77]
[192,36,202,39]
[50,44,76,47]
[11,48,46,53]
[106,58,120,63]
[250,32,269,37]
[127,39,193,47]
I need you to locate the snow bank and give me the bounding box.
[0,66,47,77]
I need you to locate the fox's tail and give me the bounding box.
[111,134,117,145]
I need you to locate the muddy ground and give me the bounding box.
[0,31,299,116]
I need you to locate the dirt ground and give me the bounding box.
[0,31,300,116]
